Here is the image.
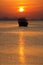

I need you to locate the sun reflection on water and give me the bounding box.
[19,32,25,64]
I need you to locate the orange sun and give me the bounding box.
[19,6,24,12]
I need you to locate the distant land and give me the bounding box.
[0,17,43,21]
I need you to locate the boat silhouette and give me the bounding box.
[18,17,28,27]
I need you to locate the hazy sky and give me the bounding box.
[0,0,43,19]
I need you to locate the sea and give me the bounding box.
[0,21,43,65]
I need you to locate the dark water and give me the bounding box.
[0,21,43,65]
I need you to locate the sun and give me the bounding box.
[19,6,24,12]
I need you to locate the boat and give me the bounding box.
[18,17,28,27]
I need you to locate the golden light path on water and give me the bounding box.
[19,31,25,64]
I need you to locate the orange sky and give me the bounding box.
[0,0,43,19]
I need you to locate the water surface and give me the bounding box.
[0,21,43,65]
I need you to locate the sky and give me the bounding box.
[0,0,43,19]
